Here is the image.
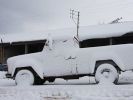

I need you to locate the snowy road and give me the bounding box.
[1,71,133,100]
[1,83,133,100]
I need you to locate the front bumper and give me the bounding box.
[6,73,12,78]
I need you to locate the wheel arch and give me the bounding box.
[13,66,42,79]
[94,60,121,74]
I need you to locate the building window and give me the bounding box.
[112,32,133,45]
[79,32,133,48]
[79,38,110,48]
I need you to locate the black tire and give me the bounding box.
[34,76,46,85]
[48,78,55,83]
[95,63,119,84]
[15,69,34,85]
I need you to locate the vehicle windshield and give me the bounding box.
[42,37,79,52]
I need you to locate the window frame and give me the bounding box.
[79,32,133,48]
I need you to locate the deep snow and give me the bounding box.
[1,71,133,100]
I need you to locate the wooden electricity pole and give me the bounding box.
[70,9,80,39]
[1,39,4,63]
[77,11,80,38]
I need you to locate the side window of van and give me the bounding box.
[79,32,133,48]
[79,38,110,48]
[112,32,133,45]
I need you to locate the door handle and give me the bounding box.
[65,56,77,60]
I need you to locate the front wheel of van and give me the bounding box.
[95,64,119,84]
[15,69,34,86]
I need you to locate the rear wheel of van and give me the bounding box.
[95,64,119,84]
[15,69,34,86]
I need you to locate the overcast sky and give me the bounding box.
[0,0,133,34]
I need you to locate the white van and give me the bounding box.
[6,22,133,85]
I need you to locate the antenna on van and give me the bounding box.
[70,9,80,40]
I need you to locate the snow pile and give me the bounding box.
[119,71,133,84]
[0,71,133,99]
[0,72,15,86]
[98,77,115,86]
[1,84,133,100]
[0,71,6,79]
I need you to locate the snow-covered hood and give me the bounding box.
[7,52,42,73]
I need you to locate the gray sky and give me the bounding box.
[0,0,133,34]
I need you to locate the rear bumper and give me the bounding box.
[6,73,12,78]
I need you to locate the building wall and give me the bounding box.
[0,46,2,63]
[4,45,25,63]
[0,46,5,63]
[0,42,45,64]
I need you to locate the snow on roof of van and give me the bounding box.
[1,22,133,43]
[79,22,133,41]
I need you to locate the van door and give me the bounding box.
[42,40,77,76]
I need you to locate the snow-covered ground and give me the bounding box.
[1,71,133,100]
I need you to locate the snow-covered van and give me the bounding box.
[6,22,133,85]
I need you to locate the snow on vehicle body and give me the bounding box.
[6,22,133,85]
[77,44,133,73]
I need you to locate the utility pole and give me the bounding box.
[1,39,3,63]
[70,9,80,39]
